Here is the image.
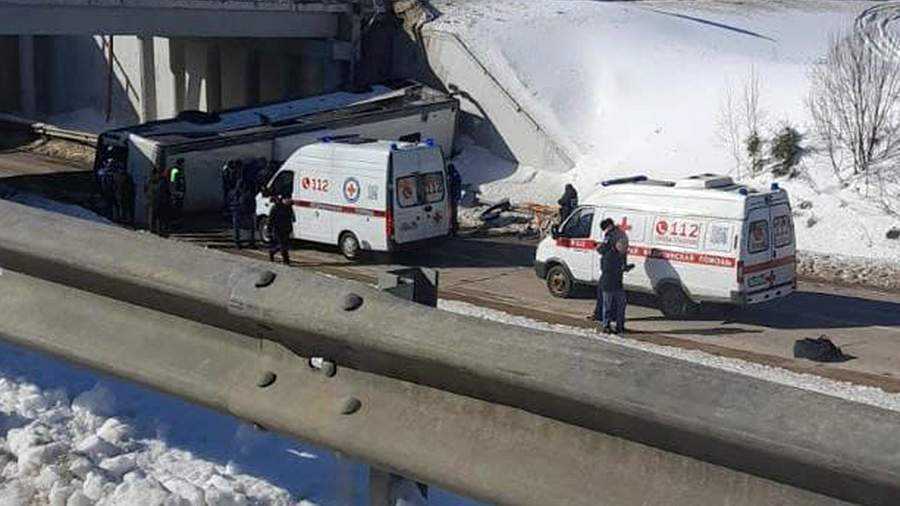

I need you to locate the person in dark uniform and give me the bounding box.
[153,172,172,236]
[558,184,578,224]
[591,219,628,334]
[447,163,462,235]
[114,168,135,226]
[268,196,295,265]
[229,183,245,248]
[169,158,186,228]
[240,182,257,249]
[98,159,118,221]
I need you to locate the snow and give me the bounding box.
[437,298,900,413]
[0,341,482,506]
[432,0,900,260]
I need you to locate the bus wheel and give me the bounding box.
[546,265,574,298]
[257,215,272,245]
[658,285,696,319]
[339,232,361,261]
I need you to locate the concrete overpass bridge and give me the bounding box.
[0,0,374,126]
[0,0,354,37]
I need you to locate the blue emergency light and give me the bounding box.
[320,136,333,143]
[771,182,780,191]
[738,188,749,195]
[390,143,398,151]
[425,138,435,147]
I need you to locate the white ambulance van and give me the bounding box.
[534,174,796,318]
[255,138,451,260]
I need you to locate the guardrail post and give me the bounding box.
[370,267,439,505]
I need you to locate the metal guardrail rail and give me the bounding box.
[0,113,99,146]
[0,198,898,504]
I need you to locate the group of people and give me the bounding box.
[557,183,631,334]
[147,159,186,236]
[220,158,295,264]
[97,149,135,225]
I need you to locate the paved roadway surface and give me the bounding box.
[3,151,900,392]
[171,220,900,393]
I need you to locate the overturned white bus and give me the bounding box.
[94,82,459,226]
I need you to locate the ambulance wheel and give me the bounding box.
[658,285,697,319]
[339,232,362,261]
[257,215,271,245]
[546,265,574,298]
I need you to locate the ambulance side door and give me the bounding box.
[556,206,596,283]
[600,209,649,290]
[295,164,334,244]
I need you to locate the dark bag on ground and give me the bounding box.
[793,336,848,362]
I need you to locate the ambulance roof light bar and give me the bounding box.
[601,175,648,187]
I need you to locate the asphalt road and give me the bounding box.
[169,221,900,393]
[3,150,900,392]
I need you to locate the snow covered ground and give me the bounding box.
[0,341,482,506]
[432,0,900,260]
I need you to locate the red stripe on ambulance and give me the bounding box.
[742,255,795,274]
[291,199,386,218]
[555,239,737,268]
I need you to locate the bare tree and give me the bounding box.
[716,83,744,177]
[718,66,768,178]
[809,32,900,191]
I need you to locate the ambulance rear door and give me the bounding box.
[391,146,450,244]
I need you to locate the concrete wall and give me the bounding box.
[0,36,21,112]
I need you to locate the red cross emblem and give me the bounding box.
[618,217,632,231]
[343,177,361,203]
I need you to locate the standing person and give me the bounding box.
[153,171,172,236]
[169,158,186,228]
[557,184,578,224]
[239,182,258,249]
[447,163,462,235]
[229,183,245,248]
[114,168,135,226]
[221,160,238,216]
[268,196,295,265]
[98,159,118,221]
[591,218,628,334]
[146,169,160,233]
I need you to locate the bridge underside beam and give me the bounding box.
[0,5,340,37]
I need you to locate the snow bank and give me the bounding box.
[433,0,900,261]
[437,298,900,413]
[0,341,481,506]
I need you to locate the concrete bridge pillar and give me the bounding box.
[138,35,158,122]
[18,35,36,117]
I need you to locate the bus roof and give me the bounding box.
[100,82,455,148]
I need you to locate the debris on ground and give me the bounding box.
[887,227,900,240]
[460,198,559,239]
[793,336,852,363]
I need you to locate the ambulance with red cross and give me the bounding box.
[534,174,797,318]
[256,137,451,259]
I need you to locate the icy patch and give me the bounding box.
[438,299,900,412]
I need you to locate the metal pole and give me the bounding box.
[106,35,114,122]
